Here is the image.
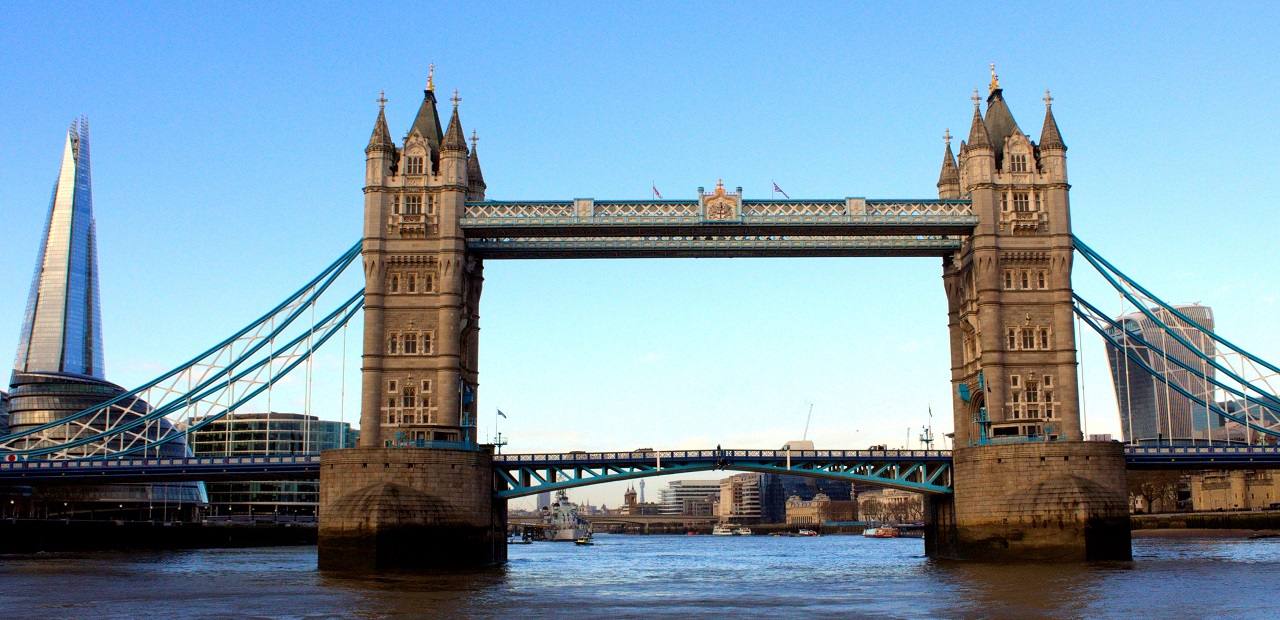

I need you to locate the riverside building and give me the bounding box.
[187,412,356,518]
[657,479,721,516]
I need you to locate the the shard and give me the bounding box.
[14,119,105,379]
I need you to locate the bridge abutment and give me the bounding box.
[926,441,1130,561]
[318,447,506,571]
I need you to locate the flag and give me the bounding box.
[772,182,790,199]
[652,183,663,199]
[497,409,507,419]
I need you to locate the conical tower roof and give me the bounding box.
[409,88,444,148]
[1039,92,1067,151]
[366,92,395,154]
[14,119,105,379]
[442,94,468,153]
[965,98,992,151]
[938,136,959,188]
[984,88,1021,164]
[467,132,486,188]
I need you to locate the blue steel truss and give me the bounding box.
[491,449,955,498]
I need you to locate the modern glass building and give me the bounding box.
[5,121,204,520]
[1105,304,1217,445]
[186,412,357,518]
[657,479,721,515]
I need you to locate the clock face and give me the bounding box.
[707,202,734,220]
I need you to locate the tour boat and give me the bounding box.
[798,529,819,537]
[733,527,753,536]
[862,526,900,538]
[712,524,735,536]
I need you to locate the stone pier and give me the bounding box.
[318,447,506,571]
[926,441,1130,561]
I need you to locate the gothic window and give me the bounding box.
[422,332,433,354]
[406,156,424,175]
[1013,192,1030,212]
[388,412,396,424]
[1043,375,1053,388]
[1038,328,1050,349]
[421,380,431,393]
[1007,328,1018,349]
[1010,154,1028,173]
[427,194,436,215]
[1034,193,1042,211]
[407,274,417,293]
[1020,270,1030,289]
[404,333,418,355]
[405,195,423,214]
[1046,403,1055,418]
[1011,375,1021,388]
[387,335,398,355]
[387,398,395,409]
[1003,270,1014,290]
[1026,382,1039,403]
[393,195,401,214]
[389,274,399,294]
[388,380,397,393]
[1021,328,1035,350]
[424,274,435,292]
[1001,193,1009,212]
[402,387,417,408]
[1037,270,1048,289]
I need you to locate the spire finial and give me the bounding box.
[470,130,478,150]
[377,90,387,110]
[1043,89,1053,108]
[427,64,435,91]
[451,89,461,108]
[943,129,952,148]
[989,63,999,92]
[971,89,982,108]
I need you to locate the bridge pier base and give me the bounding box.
[317,447,506,571]
[926,441,1130,562]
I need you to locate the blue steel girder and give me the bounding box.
[492,449,954,499]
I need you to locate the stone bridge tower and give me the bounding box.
[319,76,504,571]
[930,70,1130,561]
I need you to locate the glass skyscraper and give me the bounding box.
[4,121,203,519]
[1105,305,1216,445]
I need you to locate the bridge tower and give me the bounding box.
[319,78,504,571]
[930,72,1130,561]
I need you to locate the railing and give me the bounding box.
[493,449,953,463]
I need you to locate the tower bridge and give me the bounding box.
[4,69,1280,569]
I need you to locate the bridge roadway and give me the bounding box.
[2,445,1280,488]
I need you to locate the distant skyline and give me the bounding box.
[2,2,1278,507]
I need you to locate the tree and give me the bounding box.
[1128,471,1183,513]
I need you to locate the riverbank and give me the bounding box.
[0,519,315,553]
[1131,511,1280,533]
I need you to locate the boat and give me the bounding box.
[574,537,594,546]
[712,524,735,536]
[798,529,819,537]
[862,526,900,538]
[540,490,592,542]
[733,527,753,536]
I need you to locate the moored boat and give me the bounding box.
[712,524,735,536]
[862,526,900,538]
[541,490,592,541]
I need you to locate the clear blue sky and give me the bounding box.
[2,2,1277,508]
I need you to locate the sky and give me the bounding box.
[2,2,1278,508]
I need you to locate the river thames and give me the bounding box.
[2,533,1279,619]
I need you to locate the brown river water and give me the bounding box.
[1,533,1278,619]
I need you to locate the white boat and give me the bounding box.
[541,490,592,541]
[712,524,735,536]
[733,527,753,536]
[798,529,819,537]
[862,526,900,538]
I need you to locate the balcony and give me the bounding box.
[388,213,436,237]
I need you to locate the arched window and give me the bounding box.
[422,332,432,354]
[404,333,418,354]
[402,387,416,408]
[388,335,398,355]
[389,274,399,294]
[407,274,417,293]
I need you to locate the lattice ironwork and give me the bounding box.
[463,202,575,218]
[466,235,962,257]
[492,448,954,498]
[0,243,365,459]
[594,201,699,217]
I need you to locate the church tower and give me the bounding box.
[358,72,485,448]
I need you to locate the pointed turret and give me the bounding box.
[964,93,992,151]
[937,129,961,199]
[467,130,486,201]
[1039,90,1066,151]
[409,86,445,149]
[442,91,468,153]
[366,91,395,154]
